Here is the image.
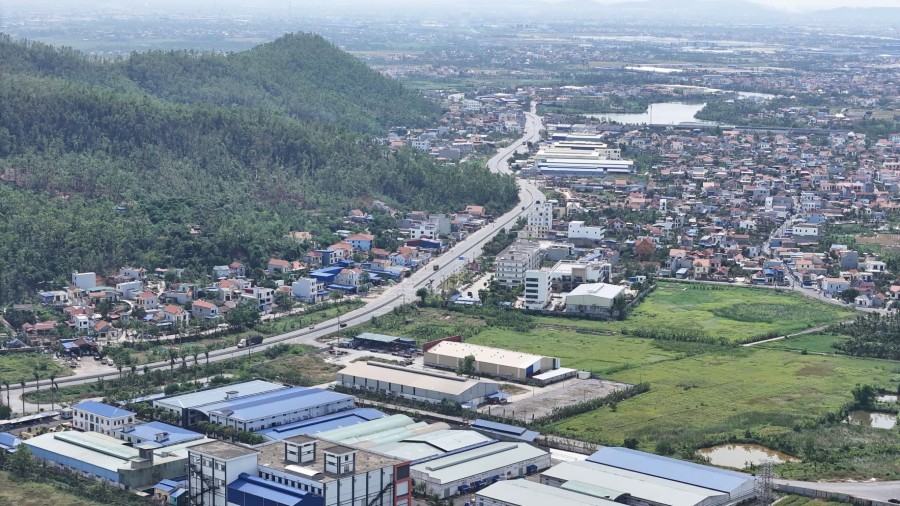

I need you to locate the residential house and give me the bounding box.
[212,265,231,280]
[346,234,375,252]
[335,268,363,287]
[162,305,190,325]
[229,262,246,278]
[135,291,160,311]
[191,300,219,320]
[267,259,291,276]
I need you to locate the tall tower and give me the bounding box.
[755,460,775,505]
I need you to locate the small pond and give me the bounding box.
[876,394,897,403]
[697,444,799,469]
[845,410,898,430]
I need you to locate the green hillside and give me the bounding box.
[0,35,517,304]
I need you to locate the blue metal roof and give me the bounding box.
[255,408,386,441]
[207,387,351,422]
[586,447,754,493]
[154,478,184,493]
[74,401,135,419]
[118,421,203,446]
[227,473,322,506]
[471,419,539,442]
[0,432,22,452]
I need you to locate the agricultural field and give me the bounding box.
[0,353,72,384]
[761,333,850,354]
[622,283,855,342]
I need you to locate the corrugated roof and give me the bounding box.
[354,332,403,343]
[117,421,203,446]
[154,380,285,411]
[412,442,547,483]
[425,341,551,370]
[227,473,320,506]
[471,419,539,442]
[255,408,386,441]
[74,401,135,419]
[476,479,618,506]
[338,361,498,396]
[206,387,351,422]
[314,414,416,443]
[542,461,728,506]
[586,448,754,494]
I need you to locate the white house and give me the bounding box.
[567,221,605,241]
[73,401,136,436]
[292,278,326,303]
[524,270,550,310]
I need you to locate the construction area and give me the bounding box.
[476,378,630,423]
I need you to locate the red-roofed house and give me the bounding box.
[135,291,159,310]
[162,305,189,325]
[347,233,375,252]
[267,258,291,275]
[191,299,219,320]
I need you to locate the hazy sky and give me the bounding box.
[2,0,900,14]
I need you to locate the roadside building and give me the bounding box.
[153,380,286,427]
[351,332,418,351]
[523,270,550,310]
[424,341,560,381]
[336,361,500,405]
[73,401,136,436]
[495,241,543,288]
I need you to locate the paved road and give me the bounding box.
[10,107,545,414]
[776,479,900,502]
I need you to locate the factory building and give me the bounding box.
[115,421,205,448]
[25,430,210,490]
[72,401,136,436]
[410,441,550,498]
[585,447,757,503]
[476,479,619,506]
[336,361,500,405]
[424,341,560,381]
[204,387,355,432]
[564,282,625,316]
[154,379,286,427]
[256,408,387,441]
[188,436,412,506]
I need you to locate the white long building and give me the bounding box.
[424,341,559,381]
[336,361,500,405]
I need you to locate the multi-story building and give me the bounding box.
[73,401,136,436]
[523,270,550,310]
[188,436,411,506]
[495,241,542,288]
[523,200,554,240]
[292,278,327,303]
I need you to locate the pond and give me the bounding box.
[877,394,897,403]
[588,102,715,126]
[845,410,898,430]
[697,444,799,469]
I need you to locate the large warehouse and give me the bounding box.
[541,460,730,506]
[585,448,757,503]
[154,379,286,427]
[336,361,500,405]
[564,282,625,317]
[476,479,619,506]
[205,387,355,432]
[410,441,550,498]
[424,341,560,381]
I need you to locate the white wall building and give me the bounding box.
[72,272,97,291]
[73,401,136,436]
[292,278,326,303]
[564,283,625,317]
[188,441,260,506]
[523,200,554,240]
[523,270,550,310]
[495,241,543,288]
[567,221,605,242]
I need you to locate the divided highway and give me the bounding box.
[15,108,546,400]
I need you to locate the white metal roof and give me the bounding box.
[566,283,624,300]
[476,479,618,506]
[426,341,550,370]
[412,442,547,483]
[338,361,498,396]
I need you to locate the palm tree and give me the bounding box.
[49,374,57,412]
[32,371,40,411]
[3,381,9,409]
[19,378,26,414]
[204,347,211,375]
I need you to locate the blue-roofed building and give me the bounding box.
[116,421,204,447]
[227,473,324,506]
[0,432,22,453]
[153,379,286,427]
[256,408,386,441]
[585,447,757,501]
[205,387,355,433]
[471,419,539,442]
[73,401,136,436]
[153,478,189,506]
[309,266,344,284]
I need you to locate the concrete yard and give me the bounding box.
[477,377,631,423]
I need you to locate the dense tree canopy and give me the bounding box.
[0,34,519,304]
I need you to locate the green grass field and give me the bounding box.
[546,348,899,447]
[0,353,72,384]
[0,471,103,506]
[761,333,849,354]
[622,283,855,341]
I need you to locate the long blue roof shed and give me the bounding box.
[586,447,756,497]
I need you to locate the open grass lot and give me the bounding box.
[0,471,103,506]
[623,283,855,342]
[249,352,341,387]
[470,327,685,375]
[0,353,72,384]
[353,307,487,344]
[761,333,849,354]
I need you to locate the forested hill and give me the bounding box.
[0,33,439,133]
[0,35,518,304]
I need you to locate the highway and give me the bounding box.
[11,106,545,409]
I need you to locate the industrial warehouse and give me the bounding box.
[424,340,560,382]
[336,360,500,405]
